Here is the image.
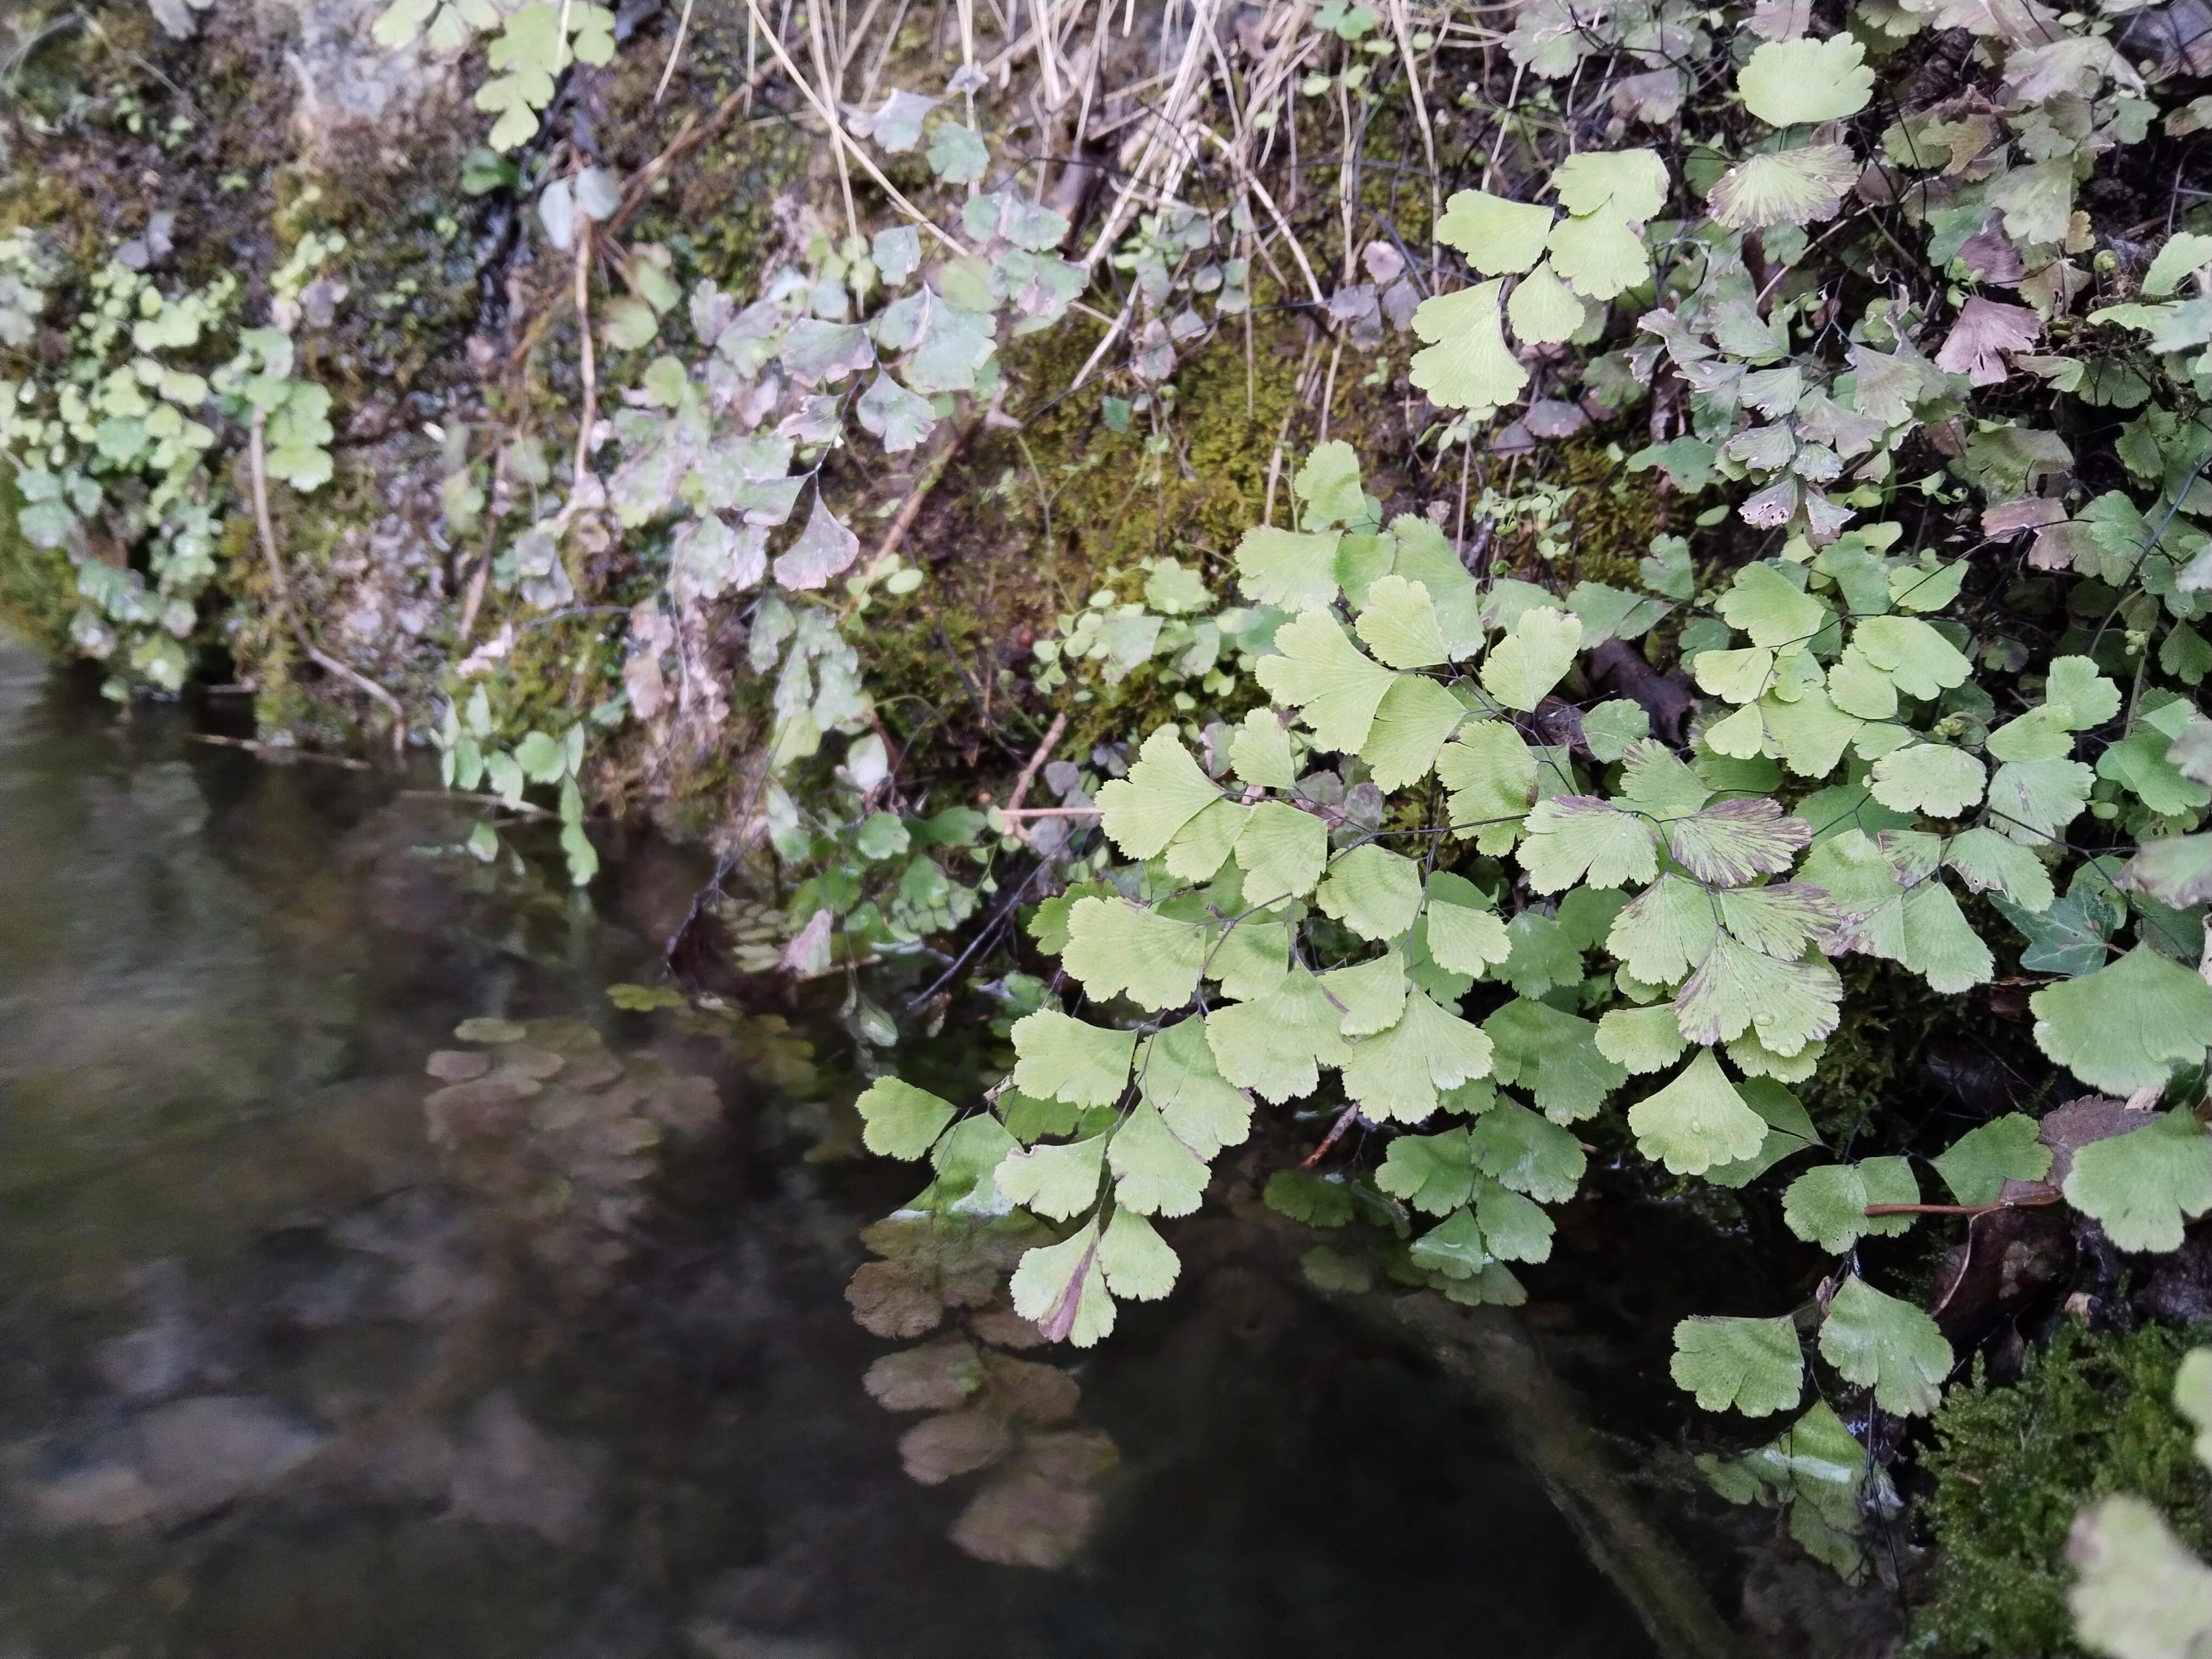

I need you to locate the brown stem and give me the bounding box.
[1864,1194,2063,1218]
[1302,1104,1362,1168]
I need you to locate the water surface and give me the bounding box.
[0,635,1656,1658]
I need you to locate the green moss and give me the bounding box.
[0,470,80,648]
[1914,1322,2212,1658]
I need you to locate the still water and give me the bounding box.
[0,634,1657,1659]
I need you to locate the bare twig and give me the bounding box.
[187,732,372,770]
[248,409,407,752]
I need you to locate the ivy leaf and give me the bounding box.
[1011,1010,1137,1107]
[1316,845,1425,940]
[1672,1317,1805,1417]
[1097,1208,1179,1301]
[1354,574,1450,668]
[1229,708,1298,789]
[1737,35,1875,125]
[1669,799,1812,885]
[2031,946,2212,1094]
[1255,609,1397,753]
[855,1077,957,1159]
[1521,796,1662,892]
[1782,1158,1918,1253]
[1095,726,1222,859]
[1435,190,1554,275]
[1136,1019,1252,1160]
[1629,1049,1769,1175]
[1869,743,1987,818]
[1408,280,1529,412]
[1234,801,1330,905]
[1234,526,1341,612]
[1425,887,1513,975]
[1207,968,1352,1104]
[1361,676,1469,790]
[1377,1127,1477,1214]
[1107,1102,1210,1217]
[1061,897,1211,1009]
[1340,986,1497,1122]
[2067,1496,2212,1659]
[1481,606,1584,711]
[2064,1111,2212,1253]
[1817,1276,1952,1417]
[1932,1113,2052,1205]
[1596,1004,1691,1073]
[996,1132,1108,1220]
[1009,1221,1115,1346]
[1438,722,1539,850]
[1467,1099,1586,1203]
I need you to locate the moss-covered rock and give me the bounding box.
[1915,1321,2212,1657]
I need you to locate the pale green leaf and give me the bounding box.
[1520,794,1661,892]
[1377,1127,1477,1214]
[2144,230,2212,297]
[996,1132,1107,1220]
[1783,1157,1918,1253]
[1206,914,1295,1000]
[1616,740,1714,819]
[1852,615,1973,699]
[1293,441,1370,530]
[1439,721,1539,847]
[1932,1113,2052,1205]
[1009,1221,1115,1346]
[1481,605,1583,711]
[1316,845,1425,940]
[1544,210,1651,300]
[1234,526,1341,612]
[1096,725,1222,859]
[2067,1495,2212,1659]
[1255,609,1397,753]
[1467,1099,1587,1203]
[1817,1276,1952,1417]
[2178,1349,2212,1470]
[1341,985,1497,1122]
[1596,1003,1690,1073]
[1629,1048,1770,1175]
[1705,1076,1825,1183]
[1229,708,1298,789]
[1425,890,1513,975]
[1062,896,1211,1009]
[1673,1316,1805,1417]
[1317,949,1411,1036]
[1474,1174,1554,1263]
[1136,1018,1252,1160]
[1901,879,1994,993]
[1738,35,1875,125]
[1505,260,1586,345]
[1988,756,2095,846]
[1945,826,2057,914]
[856,1077,957,1159]
[1483,998,1625,1121]
[1552,149,1669,220]
[1870,743,1987,818]
[1162,798,1252,883]
[1435,190,1555,274]
[1583,699,1652,761]
[1234,800,1331,905]
[1608,873,1720,986]
[2065,1110,2212,1253]
[1675,933,1842,1054]
[1096,1207,1179,1300]
[1719,563,1828,649]
[1011,1009,1137,1106]
[1408,280,1528,411]
[1409,1206,1490,1278]
[1361,675,1468,790]
[1695,646,1778,706]
[1354,574,1450,668]
[1206,968,1351,1103]
[1716,883,1837,959]
[2032,946,2212,1094]
[1107,1102,1210,1217]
